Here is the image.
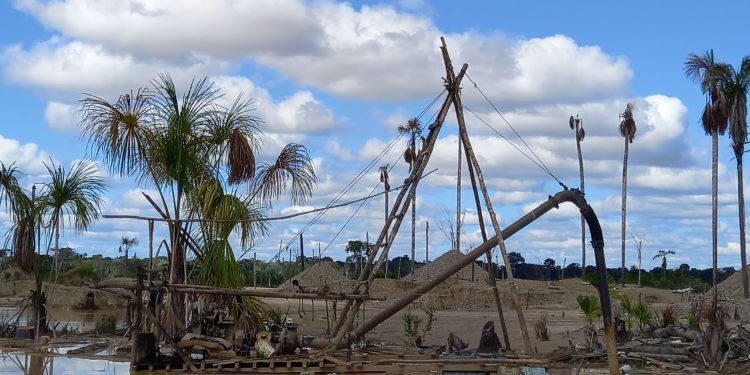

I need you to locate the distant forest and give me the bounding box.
[0,245,727,293]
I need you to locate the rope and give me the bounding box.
[273,90,447,261]
[464,73,567,189]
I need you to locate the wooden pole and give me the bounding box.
[463,133,511,350]
[330,62,464,341]
[253,252,257,289]
[93,281,370,301]
[441,36,532,353]
[300,233,305,271]
[383,166,390,279]
[425,221,430,279]
[456,131,462,254]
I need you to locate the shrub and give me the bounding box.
[577,295,601,326]
[95,314,117,334]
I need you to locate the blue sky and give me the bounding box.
[0,0,748,271]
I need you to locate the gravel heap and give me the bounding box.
[406,250,489,283]
[277,261,353,293]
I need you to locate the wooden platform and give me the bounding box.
[132,353,553,374]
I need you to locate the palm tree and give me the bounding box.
[619,103,637,285]
[685,50,731,306]
[398,118,422,279]
[0,163,36,275]
[79,74,316,334]
[653,249,676,280]
[42,160,105,281]
[569,115,586,278]
[119,236,138,269]
[725,56,750,299]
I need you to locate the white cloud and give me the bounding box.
[12,0,324,60]
[211,76,334,135]
[0,134,53,174]
[44,101,79,133]
[8,1,634,104]
[325,139,353,161]
[3,38,228,96]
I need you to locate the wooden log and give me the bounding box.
[628,345,691,356]
[650,324,703,343]
[626,352,692,363]
[142,309,198,372]
[91,281,369,301]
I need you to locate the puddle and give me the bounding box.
[0,350,130,374]
[0,307,125,334]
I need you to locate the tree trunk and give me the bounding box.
[621,137,629,285]
[456,136,462,254]
[576,123,586,279]
[53,219,60,282]
[454,88,532,354]
[384,177,389,279]
[712,130,719,307]
[737,153,748,299]
[411,176,416,281]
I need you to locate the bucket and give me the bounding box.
[255,331,275,358]
[16,326,34,339]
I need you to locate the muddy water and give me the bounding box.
[0,307,125,333]
[0,350,129,374]
[0,306,130,373]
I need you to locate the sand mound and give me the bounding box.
[712,266,750,301]
[278,262,353,293]
[406,250,489,283]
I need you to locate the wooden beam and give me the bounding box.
[91,281,371,301]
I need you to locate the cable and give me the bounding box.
[464,73,566,188]
[271,90,447,261]
[463,104,566,188]
[320,151,404,258]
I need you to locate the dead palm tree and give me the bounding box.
[569,115,586,278]
[619,103,637,285]
[398,118,423,279]
[685,50,731,306]
[379,165,390,278]
[42,160,105,281]
[725,56,750,299]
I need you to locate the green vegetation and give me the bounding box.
[402,308,435,347]
[576,295,601,326]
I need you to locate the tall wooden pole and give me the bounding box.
[300,233,305,271]
[253,252,257,289]
[463,135,511,350]
[331,62,462,341]
[442,39,533,353]
[382,166,390,279]
[425,221,430,279]
[456,135,462,254]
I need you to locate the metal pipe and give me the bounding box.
[349,188,617,372]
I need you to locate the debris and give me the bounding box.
[477,321,501,354]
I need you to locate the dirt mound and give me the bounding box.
[406,250,489,283]
[712,266,750,300]
[278,262,353,293]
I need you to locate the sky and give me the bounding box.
[0,0,748,271]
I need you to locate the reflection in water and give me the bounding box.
[0,306,124,334]
[0,351,129,374]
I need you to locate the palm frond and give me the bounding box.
[619,103,637,143]
[228,128,256,184]
[253,143,316,206]
[13,216,35,274]
[80,89,153,177]
[42,159,106,234]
